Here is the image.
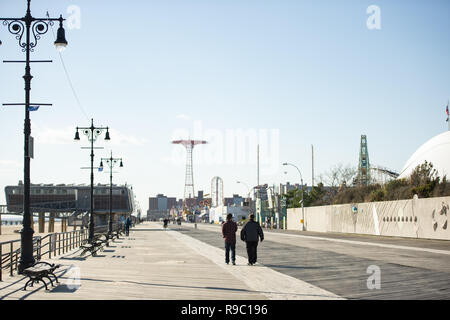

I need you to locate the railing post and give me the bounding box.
[58,233,61,256]
[0,246,3,282]
[10,242,13,277]
[37,238,41,261]
[15,248,18,272]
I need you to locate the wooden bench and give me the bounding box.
[23,262,61,291]
[80,234,108,256]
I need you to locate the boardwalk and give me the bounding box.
[0,222,339,300]
[181,223,450,300]
[0,221,449,300]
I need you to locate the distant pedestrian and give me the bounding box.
[125,216,132,236]
[240,213,264,266]
[222,213,238,265]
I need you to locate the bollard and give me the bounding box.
[37,238,41,261]
[49,213,55,233]
[38,213,45,233]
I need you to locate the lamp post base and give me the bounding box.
[88,221,95,243]
[17,226,35,274]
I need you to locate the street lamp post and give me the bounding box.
[74,119,110,243]
[99,151,123,237]
[236,181,250,204]
[283,162,305,231]
[1,0,68,273]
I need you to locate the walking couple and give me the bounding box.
[221,213,264,266]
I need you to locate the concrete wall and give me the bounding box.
[287,196,450,240]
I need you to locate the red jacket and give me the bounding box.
[222,220,238,243]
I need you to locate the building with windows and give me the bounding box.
[4,182,135,226]
[147,194,178,220]
[224,194,244,207]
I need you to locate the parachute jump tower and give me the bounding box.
[172,140,207,211]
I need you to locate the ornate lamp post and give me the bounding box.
[283,162,305,231]
[74,119,110,242]
[1,0,68,273]
[99,152,123,237]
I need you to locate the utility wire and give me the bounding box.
[47,11,90,121]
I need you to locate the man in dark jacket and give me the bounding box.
[125,216,132,236]
[240,213,264,265]
[222,213,238,265]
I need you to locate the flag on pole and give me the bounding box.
[28,106,39,111]
[446,102,449,122]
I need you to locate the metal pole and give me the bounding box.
[311,145,315,188]
[0,246,3,281]
[10,242,13,276]
[18,1,35,274]
[89,119,95,242]
[301,178,305,231]
[257,144,260,187]
[109,153,113,236]
[283,163,305,231]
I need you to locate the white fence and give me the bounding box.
[287,196,450,240]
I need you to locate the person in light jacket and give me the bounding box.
[240,213,264,265]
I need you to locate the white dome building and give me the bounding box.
[398,131,450,179]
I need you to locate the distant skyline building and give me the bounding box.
[147,193,178,220]
[148,194,177,212]
[278,182,303,195]
[224,194,244,207]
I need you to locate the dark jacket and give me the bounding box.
[240,220,264,242]
[222,220,238,243]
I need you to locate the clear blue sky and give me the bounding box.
[1,0,449,214]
